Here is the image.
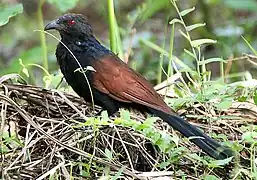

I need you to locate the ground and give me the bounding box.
[0,79,256,179]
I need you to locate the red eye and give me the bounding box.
[68,20,75,25]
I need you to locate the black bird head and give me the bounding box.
[44,14,93,38]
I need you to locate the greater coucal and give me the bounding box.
[44,14,233,160]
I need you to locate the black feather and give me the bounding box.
[148,108,233,160]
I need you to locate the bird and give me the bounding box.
[44,14,233,160]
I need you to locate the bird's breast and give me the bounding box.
[56,43,96,100]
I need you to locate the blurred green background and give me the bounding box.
[1,0,257,87]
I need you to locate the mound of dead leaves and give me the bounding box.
[1,78,256,179]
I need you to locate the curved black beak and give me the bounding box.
[44,20,61,31]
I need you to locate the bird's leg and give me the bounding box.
[95,109,105,116]
[92,91,121,116]
[95,108,119,117]
[55,76,64,89]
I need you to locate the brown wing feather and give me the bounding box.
[92,55,173,114]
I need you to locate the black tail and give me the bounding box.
[148,108,233,160]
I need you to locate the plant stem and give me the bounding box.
[168,23,175,77]
[37,0,48,87]
[171,1,199,78]
[158,20,169,84]
[108,0,116,53]
[108,0,123,58]
[220,61,224,83]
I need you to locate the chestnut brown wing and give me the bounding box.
[92,55,173,114]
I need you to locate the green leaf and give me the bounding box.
[186,23,206,31]
[150,132,161,144]
[187,153,208,165]
[209,156,233,167]
[0,4,23,26]
[242,131,257,144]
[144,117,157,125]
[242,35,257,56]
[140,39,169,56]
[112,167,125,180]
[203,175,219,180]
[198,58,226,65]
[0,145,9,153]
[184,49,196,59]
[237,96,247,102]
[104,148,113,160]
[19,59,29,77]
[43,76,52,88]
[172,97,193,108]
[169,18,182,25]
[101,111,110,123]
[46,0,79,12]
[216,99,232,110]
[159,161,170,169]
[179,29,190,41]
[191,39,217,47]
[81,170,90,177]
[120,109,131,121]
[21,68,29,78]
[179,7,195,16]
